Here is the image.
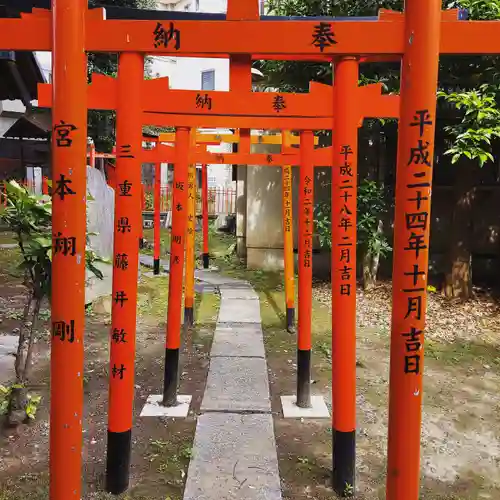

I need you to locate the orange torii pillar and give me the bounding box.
[105,52,143,494]
[184,158,197,327]
[49,1,87,499]
[154,162,161,275]
[297,130,315,408]
[386,2,441,499]
[201,163,210,269]
[331,57,359,496]
[163,127,190,406]
[42,176,49,195]
[282,130,296,333]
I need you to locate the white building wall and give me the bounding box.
[0,100,27,137]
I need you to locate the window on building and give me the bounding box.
[201,69,215,90]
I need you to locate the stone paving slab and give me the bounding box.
[219,287,258,300]
[0,335,18,355]
[211,325,265,358]
[183,413,282,500]
[201,357,271,412]
[0,335,17,383]
[195,270,246,287]
[195,282,217,294]
[218,298,261,324]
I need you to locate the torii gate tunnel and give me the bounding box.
[2,1,499,499]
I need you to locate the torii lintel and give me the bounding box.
[1,8,500,56]
[38,74,399,122]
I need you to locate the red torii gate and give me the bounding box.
[39,72,399,337]
[0,1,496,499]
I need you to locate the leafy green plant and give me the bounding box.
[25,393,42,420]
[0,181,103,425]
[438,85,500,167]
[343,482,354,497]
[314,179,391,288]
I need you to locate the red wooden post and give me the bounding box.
[184,160,196,326]
[282,130,296,333]
[106,52,143,495]
[49,1,87,499]
[154,163,161,275]
[386,2,441,499]
[202,164,210,268]
[331,56,359,496]
[42,176,49,195]
[163,127,190,406]
[297,130,314,408]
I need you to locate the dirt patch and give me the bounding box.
[0,270,219,500]
[259,276,500,500]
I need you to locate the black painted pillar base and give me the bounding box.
[296,348,311,408]
[139,238,144,250]
[286,307,295,333]
[106,429,132,495]
[153,258,160,275]
[162,347,180,407]
[184,307,194,327]
[202,253,210,269]
[332,430,356,497]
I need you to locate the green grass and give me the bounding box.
[137,273,220,326]
[0,246,23,283]
[0,231,15,245]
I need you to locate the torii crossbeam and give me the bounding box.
[0,7,498,55]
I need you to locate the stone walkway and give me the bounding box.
[140,255,282,499]
[183,274,282,500]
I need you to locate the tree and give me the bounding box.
[0,181,103,426]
